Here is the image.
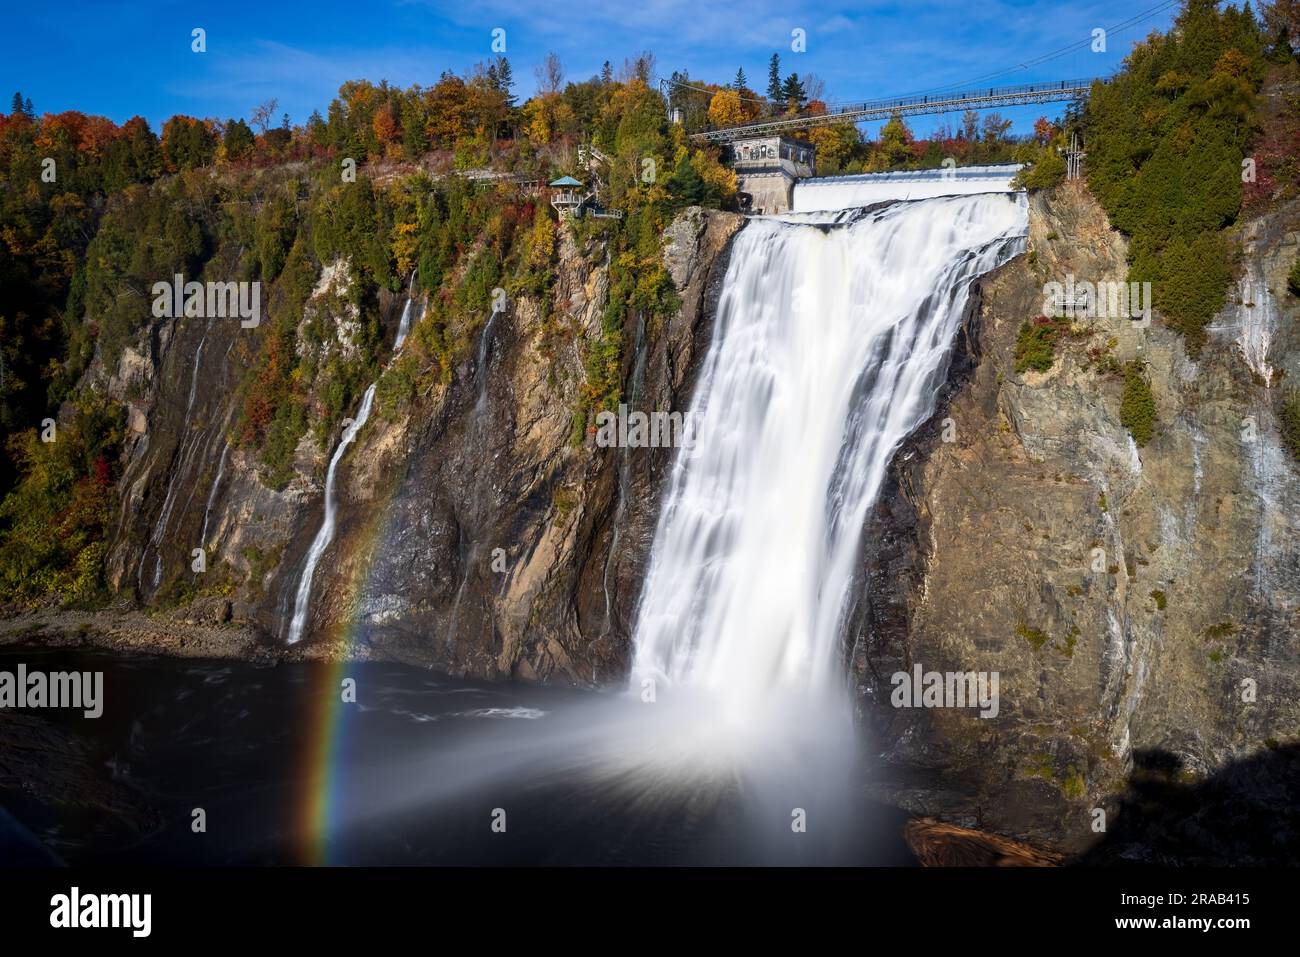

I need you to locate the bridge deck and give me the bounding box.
[690,78,1097,143]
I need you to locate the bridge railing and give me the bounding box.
[690,78,1100,142]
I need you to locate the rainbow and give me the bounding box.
[295,470,396,865]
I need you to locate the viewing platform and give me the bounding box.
[730,134,816,215]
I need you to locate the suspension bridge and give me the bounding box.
[685,77,1099,143]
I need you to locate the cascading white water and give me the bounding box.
[287,384,376,644]
[1236,263,1276,385]
[139,322,210,593]
[287,290,416,644]
[794,164,1023,210]
[630,190,1028,722]
[392,294,416,352]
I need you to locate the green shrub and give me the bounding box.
[1014,316,1067,374]
[1084,1,1265,357]
[1017,624,1051,651]
[1120,360,1156,446]
[1279,388,1300,461]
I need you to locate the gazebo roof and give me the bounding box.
[549,175,583,187]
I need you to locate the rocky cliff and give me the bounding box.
[85,205,743,683]
[857,182,1300,859]
[30,178,1300,860]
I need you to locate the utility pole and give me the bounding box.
[1066,132,1086,181]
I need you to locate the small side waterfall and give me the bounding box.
[601,309,649,635]
[138,320,211,595]
[631,191,1028,721]
[1237,262,1276,385]
[286,384,377,644]
[286,284,417,644]
[200,442,230,547]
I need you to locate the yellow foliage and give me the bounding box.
[707,89,745,128]
[691,149,736,198]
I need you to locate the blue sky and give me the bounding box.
[1,0,1180,136]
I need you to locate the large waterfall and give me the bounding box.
[631,189,1028,717]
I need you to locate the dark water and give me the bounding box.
[0,646,915,866]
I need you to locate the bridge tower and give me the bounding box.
[729,134,816,214]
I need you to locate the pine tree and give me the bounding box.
[780,73,806,112]
[766,54,782,102]
[496,56,516,106]
[601,60,613,84]
[733,67,748,91]
[9,91,22,116]
[23,96,33,117]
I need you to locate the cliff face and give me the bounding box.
[858,182,1300,856]
[91,206,743,683]
[304,206,743,681]
[64,180,1300,857]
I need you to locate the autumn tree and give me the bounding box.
[707,89,746,127]
[250,98,279,135]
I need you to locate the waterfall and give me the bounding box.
[393,294,416,353]
[793,164,1023,211]
[1236,263,1276,385]
[200,442,230,547]
[138,321,210,594]
[630,191,1028,718]
[287,286,417,644]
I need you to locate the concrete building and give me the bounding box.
[729,134,816,214]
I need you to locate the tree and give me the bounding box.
[222,118,255,160]
[766,53,782,104]
[807,122,860,173]
[536,52,564,96]
[733,67,748,90]
[306,109,327,146]
[1263,0,1300,51]
[780,73,807,113]
[982,112,1012,145]
[372,103,399,146]
[1033,116,1054,145]
[22,96,33,117]
[9,91,22,115]
[622,51,655,84]
[669,153,710,206]
[878,112,913,166]
[250,98,279,135]
[601,61,613,85]
[707,89,746,127]
[801,73,827,104]
[494,56,516,106]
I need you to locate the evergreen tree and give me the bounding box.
[766,54,782,102]
[222,118,256,160]
[9,91,21,116]
[780,73,806,111]
[495,56,516,106]
[601,60,613,84]
[669,153,715,206]
[25,96,36,117]
[307,109,327,146]
[733,67,748,91]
